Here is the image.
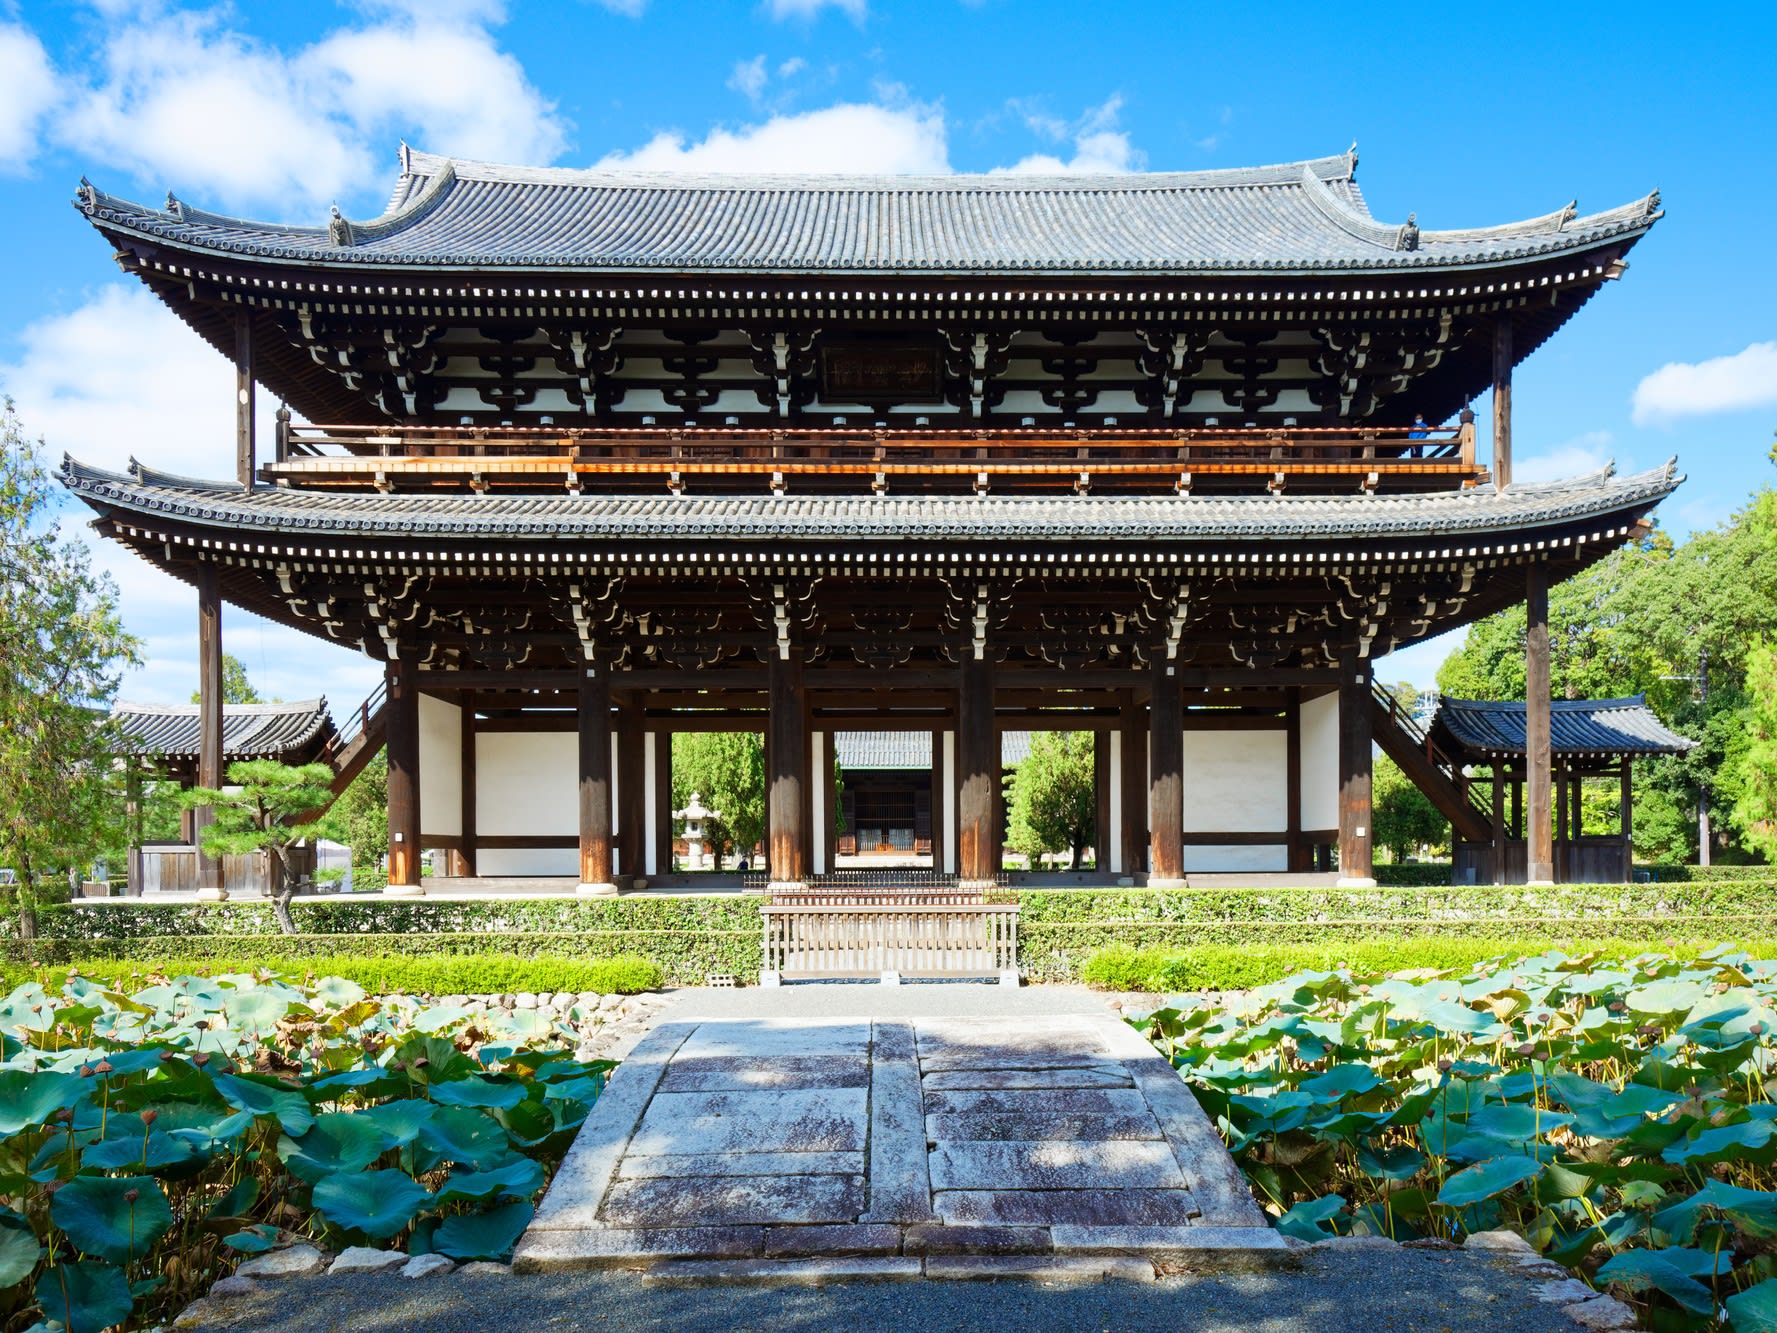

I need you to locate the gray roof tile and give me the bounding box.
[834,731,1033,770]
[112,700,335,761]
[1430,694,1694,758]
[73,148,1661,277]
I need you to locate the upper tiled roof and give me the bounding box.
[1430,694,1694,758]
[835,731,1034,770]
[60,456,1681,545]
[72,146,1661,277]
[112,699,335,762]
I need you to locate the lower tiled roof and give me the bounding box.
[1430,694,1694,758]
[112,700,335,762]
[835,731,1035,771]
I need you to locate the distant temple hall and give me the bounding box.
[64,147,1678,892]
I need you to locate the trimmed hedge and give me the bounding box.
[10,953,665,996]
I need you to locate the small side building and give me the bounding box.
[113,699,337,894]
[1430,695,1694,884]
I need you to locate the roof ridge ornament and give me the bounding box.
[165,190,184,221]
[1346,141,1359,177]
[75,176,96,215]
[1557,200,1577,231]
[327,205,354,248]
[1395,212,1420,252]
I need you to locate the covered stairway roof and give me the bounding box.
[1430,694,1694,760]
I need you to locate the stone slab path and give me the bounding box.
[514,987,1283,1276]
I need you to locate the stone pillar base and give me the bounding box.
[1147,876,1186,890]
[957,879,999,894]
[1334,876,1377,889]
[384,882,426,898]
[576,881,619,898]
[999,968,1022,988]
[759,970,782,988]
[765,880,807,895]
[880,970,901,987]
[194,885,228,903]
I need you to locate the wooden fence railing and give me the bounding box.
[760,902,1021,984]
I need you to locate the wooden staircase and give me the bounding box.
[1370,683,1493,844]
[322,678,389,798]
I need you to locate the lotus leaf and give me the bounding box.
[496,1096,557,1148]
[1355,1143,1425,1181]
[1662,1117,1777,1167]
[224,988,295,1034]
[1274,1193,1344,1242]
[1627,980,1708,1014]
[1654,1181,1777,1244]
[432,1200,534,1261]
[1465,1103,1574,1144]
[1726,1279,1777,1333]
[278,1112,387,1184]
[0,1071,91,1134]
[1299,1064,1383,1100]
[212,1072,315,1135]
[222,1224,281,1253]
[414,1105,512,1172]
[1434,1155,1544,1208]
[1596,1249,1717,1315]
[312,1169,432,1240]
[0,1209,43,1286]
[34,1259,133,1333]
[204,1176,261,1223]
[358,1098,437,1149]
[432,1156,546,1206]
[430,1075,528,1110]
[311,976,368,1007]
[82,1127,196,1173]
[50,1176,173,1266]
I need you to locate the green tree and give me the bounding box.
[318,748,387,875]
[1372,752,1448,863]
[0,401,139,890]
[189,653,262,705]
[671,732,765,866]
[1730,642,1777,860]
[1006,732,1096,870]
[183,759,332,931]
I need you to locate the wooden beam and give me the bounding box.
[459,689,477,876]
[235,310,256,487]
[1492,317,1513,491]
[956,653,998,886]
[1149,654,1184,886]
[386,657,422,892]
[1337,647,1374,886]
[1526,563,1554,883]
[767,651,808,886]
[195,563,224,895]
[577,669,617,894]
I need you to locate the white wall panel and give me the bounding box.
[1182,729,1287,832]
[476,848,577,877]
[1301,691,1340,832]
[1184,844,1290,872]
[418,695,461,838]
[477,732,576,836]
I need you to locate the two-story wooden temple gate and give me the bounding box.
[61,147,1678,896]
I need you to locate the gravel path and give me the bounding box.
[170,1245,1599,1332]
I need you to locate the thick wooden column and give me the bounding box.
[1492,316,1513,491]
[194,563,225,898]
[1119,690,1148,875]
[385,658,423,895]
[652,731,673,874]
[1094,729,1113,873]
[457,691,477,877]
[616,693,645,885]
[1490,763,1507,885]
[1336,649,1375,886]
[234,311,256,487]
[1526,563,1554,883]
[768,653,808,888]
[1148,656,1184,887]
[576,669,617,896]
[1555,767,1569,883]
[956,654,998,886]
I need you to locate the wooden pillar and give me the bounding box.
[1491,316,1513,491]
[234,310,256,487]
[1285,689,1304,872]
[956,654,998,886]
[1525,563,1554,883]
[1621,759,1634,883]
[811,729,832,876]
[575,669,617,895]
[457,690,477,877]
[1148,655,1184,886]
[653,730,673,874]
[1337,649,1375,886]
[1490,761,1507,885]
[1094,729,1113,874]
[767,653,808,888]
[194,563,225,898]
[1119,690,1148,874]
[617,693,645,885]
[1511,770,1523,839]
[1555,767,1569,884]
[385,658,423,894]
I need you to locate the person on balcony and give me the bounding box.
[1408,413,1432,440]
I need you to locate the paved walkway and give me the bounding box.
[514,985,1282,1277]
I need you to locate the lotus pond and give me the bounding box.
[0,970,612,1332]
[1132,946,1777,1332]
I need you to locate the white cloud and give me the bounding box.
[766,0,867,20]
[56,1,567,216]
[1512,430,1613,485]
[993,95,1145,175]
[596,100,948,174]
[1,284,385,710]
[728,54,769,104]
[591,0,649,13]
[0,22,56,171]
[1632,341,1777,425]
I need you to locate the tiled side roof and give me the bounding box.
[112,700,335,761]
[60,458,1681,545]
[1429,694,1695,758]
[833,731,1034,771]
[71,147,1661,277]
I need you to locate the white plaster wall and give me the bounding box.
[1187,844,1290,873]
[1181,729,1287,832]
[478,732,576,835]
[477,848,577,876]
[418,695,461,839]
[1301,691,1340,832]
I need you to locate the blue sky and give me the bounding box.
[1,0,1773,711]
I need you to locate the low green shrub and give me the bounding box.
[1077,943,1170,990]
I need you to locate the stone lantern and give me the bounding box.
[674,792,721,870]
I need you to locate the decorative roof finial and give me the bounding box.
[75,177,96,214]
[1346,141,1359,174]
[1397,212,1420,251]
[1557,200,1576,230]
[327,205,353,248]
[1645,189,1662,217]
[165,190,184,220]
[400,141,412,174]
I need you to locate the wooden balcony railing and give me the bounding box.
[265,421,1482,497]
